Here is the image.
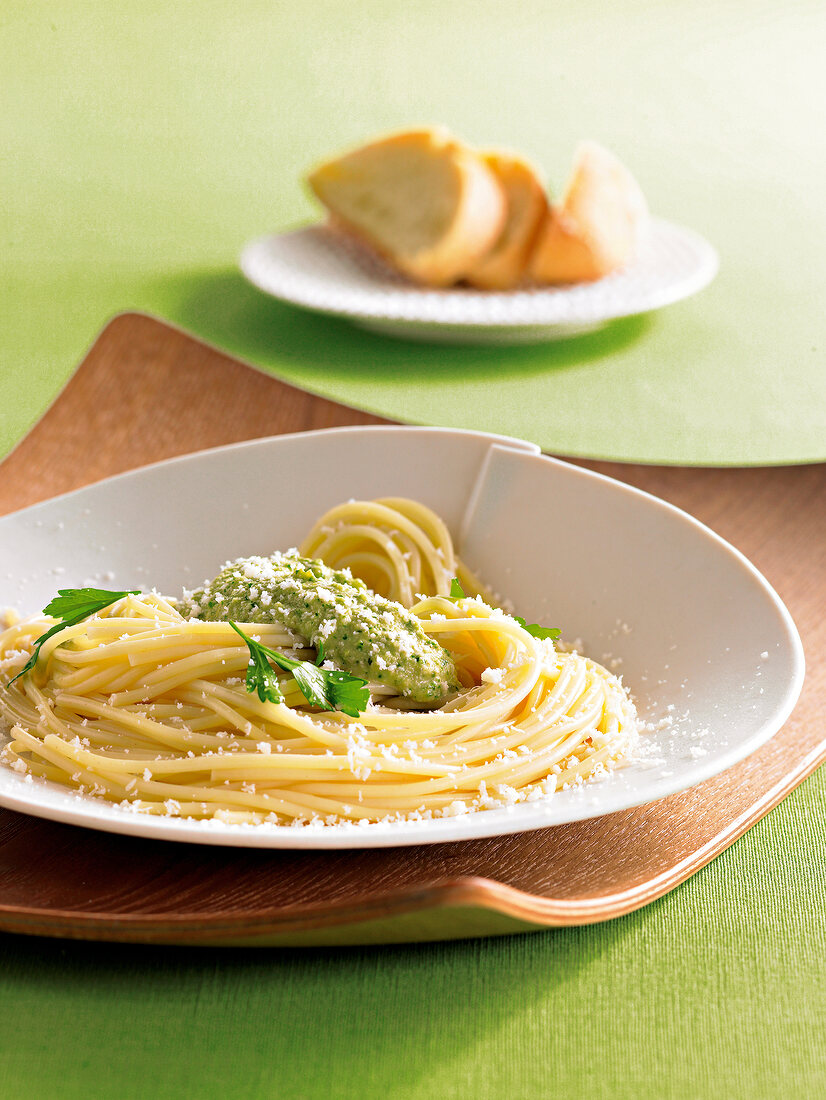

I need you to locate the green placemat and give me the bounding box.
[2,1,825,466]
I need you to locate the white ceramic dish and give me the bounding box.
[239,220,718,344]
[0,427,803,848]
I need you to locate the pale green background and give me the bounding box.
[1,4,825,1098]
[2,0,825,465]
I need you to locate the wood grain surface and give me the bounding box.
[0,312,823,946]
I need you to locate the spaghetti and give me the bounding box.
[0,499,638,826]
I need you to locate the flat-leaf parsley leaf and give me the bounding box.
[9,587,140,687]
[229,622,369,718]
[513,616,561,641]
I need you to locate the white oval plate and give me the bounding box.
[0,427,803,847]
[239,220,718,343]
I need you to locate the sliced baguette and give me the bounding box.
[530,141,648,284]
[465,150,549,290]
[307,128,507,287]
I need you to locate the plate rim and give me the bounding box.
[0,423,539,523]
[239,217,720,330]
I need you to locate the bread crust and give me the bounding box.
[529,141,648,284]
[307,128,507,287]
[465,151,548,290]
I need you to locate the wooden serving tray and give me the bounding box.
[0,313,823,946]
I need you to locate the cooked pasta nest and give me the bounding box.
[0,498,638,826]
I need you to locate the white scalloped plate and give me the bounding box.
[0,427,804,848]
[240,220,718,343]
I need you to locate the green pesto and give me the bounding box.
[180,552,459,704]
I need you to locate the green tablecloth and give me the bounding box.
[1,3,824,1097]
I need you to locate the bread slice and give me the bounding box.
[464,150,549,290]
[530,141,648,284]
[307,128,507,287]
